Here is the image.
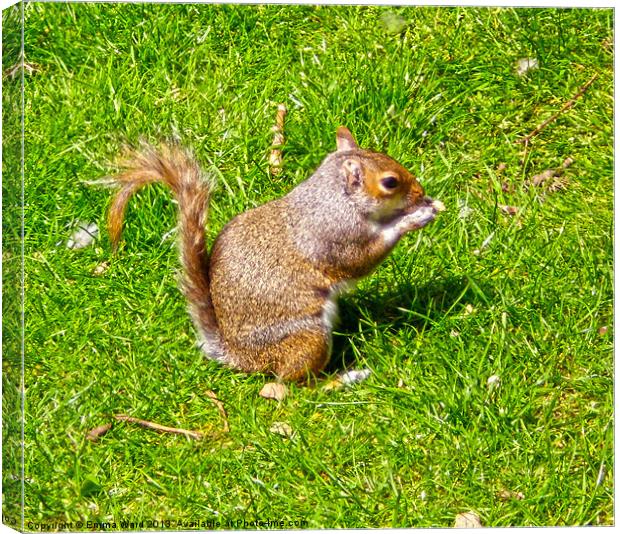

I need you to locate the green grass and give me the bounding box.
[2,2,613,528]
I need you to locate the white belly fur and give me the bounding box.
[322,280,356,330]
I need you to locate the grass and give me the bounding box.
[2,2,613,528]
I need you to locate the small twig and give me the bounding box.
[268,104,287,175]
[113,414,205,440]
[517,73,598,145]
[205,390,229,433]
[86,423,113,442]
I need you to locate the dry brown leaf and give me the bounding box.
[516,57,538,77]
[497,489,525,501]
[86,423,112,442]
[454,512,482,528]
[486,374,501,389]
[499,205,519,216]
[259,382,288,401]
[269,421,294,438]
[561,157,575,169]
[531,169,557,187]
[92,261,110,276]
[66,221,99,249]
[501,181,513,193]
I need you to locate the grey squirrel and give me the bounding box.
[106,127,444,381]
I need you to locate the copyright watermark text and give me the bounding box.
[22,517,309,531]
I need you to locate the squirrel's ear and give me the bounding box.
[342,158,363,193]
[336,126,359,152]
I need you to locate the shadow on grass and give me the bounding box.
[325,275,495,374]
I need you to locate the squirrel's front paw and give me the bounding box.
[400,197,444,231]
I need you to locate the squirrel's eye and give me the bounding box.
[380,176,399,190]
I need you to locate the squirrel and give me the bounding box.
[106,127,444,382]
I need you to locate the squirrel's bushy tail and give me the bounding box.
[107,142,226,361]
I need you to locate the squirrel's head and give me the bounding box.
[335,126,431,222]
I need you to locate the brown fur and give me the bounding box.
[105,128,440,381]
